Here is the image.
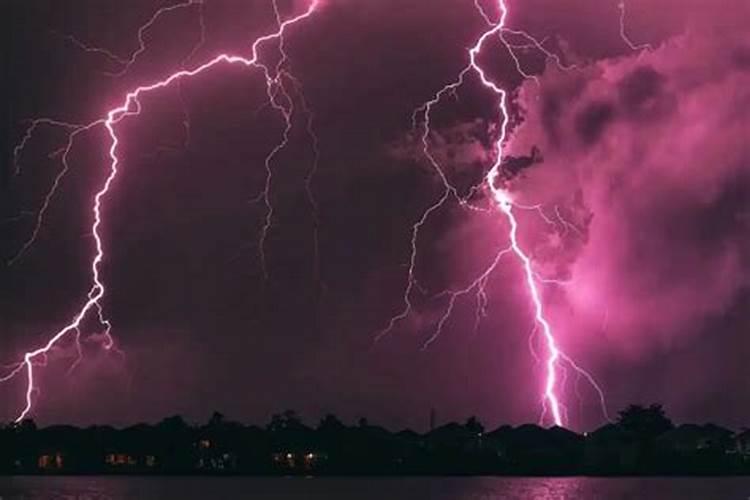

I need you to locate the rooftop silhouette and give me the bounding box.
[3,404,750,476]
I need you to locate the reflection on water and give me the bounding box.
[1,476,750,500]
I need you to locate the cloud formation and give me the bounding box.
[506,19,750,357]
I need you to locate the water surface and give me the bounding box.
[2,476,750,499]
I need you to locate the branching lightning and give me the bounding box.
[376,0,609,427]
[5,0,619,427]
[9,119,104,266]
[619,0,652,52]
[3,0,320,422]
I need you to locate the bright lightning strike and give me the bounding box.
[6,0,613,428]
[376,0,609,428]
[3,0,320,423]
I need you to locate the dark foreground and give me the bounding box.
[3,476,750,500]
[5,405,750,476]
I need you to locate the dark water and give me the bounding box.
[1,476,750,500]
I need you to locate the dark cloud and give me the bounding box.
[732,45,750,71]
[500,146,543,178]
[575,100,617,145]
[617,65,676,121]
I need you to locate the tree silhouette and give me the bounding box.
[318,414,345,432]
[465,416,484,435]
[617,404,674,440]
[158,415,188,433]
[208,411,225,427]
[3,403,745,476]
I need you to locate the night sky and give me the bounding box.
[1,0,749,431]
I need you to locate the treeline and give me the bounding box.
[2,405,750,475]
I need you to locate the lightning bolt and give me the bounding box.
[9,119,103,266]
[376,0,609,427]
[618,0,652,52]
[422,245,513,350]
[6,0,614,427]
[9,0,206,265]
[3,0,320,423]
